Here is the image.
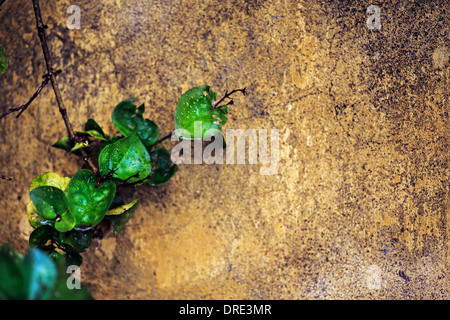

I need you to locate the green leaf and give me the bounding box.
[107,200,139,236]
[67,169,116,231]
[146,147,178,186]
[82,130,108,141]
[28,173,70,228]
[57,229,93,253]
[174,85,227,140]
[30,172,71,193]
[98,136,122,155]
[23,248,57,300]
[106,198,138,216]
[29,225,54,250]
[0,44,7,75]
[112,98,159,147]
[30,186,69,220]
[70,140,89,152]
[0,244,26,299]
[98,133,152,183]
[84,119,107,138]
[53,130,106,154]
[54,210,76,233]
[26,202,53,229]
[52,136,75,152]
[0,245,92,300]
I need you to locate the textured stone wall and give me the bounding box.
[0,0,448,299]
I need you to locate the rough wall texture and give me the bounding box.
[0,0,448,299]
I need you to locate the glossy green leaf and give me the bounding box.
[26,202,53,229]
[28,173,70,228]
[67,169,116,231]
[174,85,227,140]
[146,147,178,186]
[30,186,69,220]
[112,98,159,147]
[0,44,7,75]
[98,133,152,183]
[107,200,139,236]
[54,211,76,233]
[23,248,57,300]
[98,136,122,155]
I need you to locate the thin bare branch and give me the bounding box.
[31,0,98,175]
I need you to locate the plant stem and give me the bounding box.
[213,88,247,109]
[31,0,98,175]
[32,0,74,140]
[153,132,172,145]
[0,73,51,120]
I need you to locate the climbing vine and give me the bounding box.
[0,0,246,300]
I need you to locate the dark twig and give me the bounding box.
[32,0,98,175]
[0,72,56,120]
[213,88,247,110]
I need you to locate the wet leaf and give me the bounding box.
[67,169,116,231]
[30,186,69,220]
[145,147,177,186]
[98,133,152,183]
[174,85,227,140]
[112,98,159,147]
[54,210,76,233]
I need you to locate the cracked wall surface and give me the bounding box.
[0,0,448,299]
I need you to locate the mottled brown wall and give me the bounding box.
[0,0,448,299]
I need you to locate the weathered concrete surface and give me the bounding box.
[0,0,448,299]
